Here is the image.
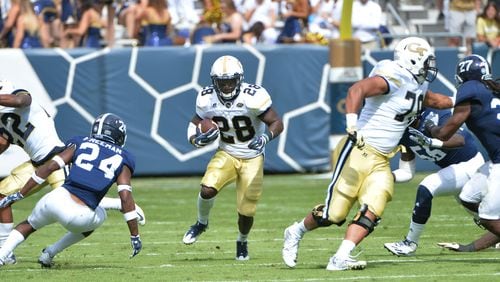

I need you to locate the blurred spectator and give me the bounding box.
[242,0,278,44]
[0,0,21,47]
[203,0,243,44]
[447,0,481,54]
[308,0,341,40]
[352,0,382,50]
[476,1,500,48]
[116,0,142,40]
[59,0,80,48]
[13,0,44,48]
[135,0,173,46]
[33,0,59,47]
[436,0,445,21]
[64,0,105,48]
[168,0,199,45]
[98,0,115,47]
[275,0,310,43]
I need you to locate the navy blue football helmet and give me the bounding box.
[455,54,492,86]
[91,113,127,146]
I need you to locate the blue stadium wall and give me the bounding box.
[6,45,500,176]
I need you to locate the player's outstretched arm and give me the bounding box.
[0,90,31,107]
[117,165,142,258]
[438,231,500,252]
[0,145,74,208]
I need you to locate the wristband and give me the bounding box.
[52,155,66,169]
[31,172,46,184]
[123,211,138,221]
[346,113,358,131]
[117,184,132,192]
[430,139,443,148]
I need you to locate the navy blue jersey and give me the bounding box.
[401,108,479,167]
[456,80,500,163]
[63,136,136,209]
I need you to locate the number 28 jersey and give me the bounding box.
[64,136,136,209]
[196,82,272,159]
[358,60,430,154]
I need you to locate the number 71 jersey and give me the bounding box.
[358,60,430,154]
[195,82,272,159]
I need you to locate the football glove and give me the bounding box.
[0,192,23,209]
[437,242,474,252]
[248,134,270,151]
[347,130,364,148]
[192,127,219,148]
[130,235,142,258]
[423,112,438,135]
[408,128,431,146]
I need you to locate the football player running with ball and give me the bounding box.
[182,55,283,261]
[0,113,142,267]
[0,81,145,265]
[425,54,500,255]
[282,37,454,271]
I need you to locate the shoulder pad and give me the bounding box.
[196,85,215,108]
[241,83,272,111]
[370,60,405,89]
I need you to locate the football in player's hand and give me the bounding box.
[198,119,218,133]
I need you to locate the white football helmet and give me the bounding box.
[210,55,244,101]
[394,37,438,84]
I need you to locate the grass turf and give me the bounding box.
[1,173,498,281]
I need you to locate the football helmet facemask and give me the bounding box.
[91,113,127,147]
[454,54,492,87]
[394,37,438,84]
[210,55,244,101]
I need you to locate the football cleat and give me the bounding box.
[38,249,54,268]
[236,241,249,261]
[384,238,418,256]
[135,204,146,226]
[4,253,16,265]
[282,222,302,268]
[182,221,207,244]
[326,255,367,271]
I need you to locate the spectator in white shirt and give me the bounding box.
[351,0,382,50]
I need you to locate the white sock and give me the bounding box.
[197,193,214,225]
[296,220,308,236]
[407,221,425,244]
[0,223,14,246]
[98,197,122,210]
[45,232,86,257]
[335,240,356,258]
[237,232,248,242]
[0,230,24,260]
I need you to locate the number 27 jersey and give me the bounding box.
[196,82,272,159]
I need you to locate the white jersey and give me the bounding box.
[0,90,64,163]
[357,60,429,154]
[196,82,272,159]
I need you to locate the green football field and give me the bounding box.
[1,173,498,281]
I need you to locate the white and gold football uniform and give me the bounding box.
[195,82,272,216]
[0,90,65,196]
[325,60,429,221]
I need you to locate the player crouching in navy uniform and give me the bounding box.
[0,113,142,267]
